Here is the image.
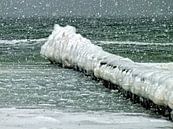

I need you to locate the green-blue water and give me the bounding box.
[1,17,173,63]
[0,17,173,128]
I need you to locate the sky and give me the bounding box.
[0,0,173,18]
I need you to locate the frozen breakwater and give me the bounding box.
[41,24,173,119]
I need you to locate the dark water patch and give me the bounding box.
[101,43,173,63]
[0,17,173,43]
[0,40,46,64]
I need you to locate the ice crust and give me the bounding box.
[41,24,173,109]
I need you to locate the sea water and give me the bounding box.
[0,17,173,129]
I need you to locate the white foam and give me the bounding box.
[97,40,173,46]
[41,24,173,110]
[0,38,47,45]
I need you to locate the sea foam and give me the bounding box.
[41,24,173,111]
[0,38,47,45]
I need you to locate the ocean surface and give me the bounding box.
[0,17,173,129]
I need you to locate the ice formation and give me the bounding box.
[41,24,173,110]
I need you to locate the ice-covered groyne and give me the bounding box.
[41,24,173,118]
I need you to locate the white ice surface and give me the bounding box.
[41,24,173,109]
[0,108,172,129]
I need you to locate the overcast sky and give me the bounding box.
[0,0,173,18]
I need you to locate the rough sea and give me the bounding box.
[0,17,173,129]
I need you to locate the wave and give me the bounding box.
[40,24,173,113]
[97,40,173,46]
[0,38,47,45]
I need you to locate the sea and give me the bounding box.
[0,16,173,129]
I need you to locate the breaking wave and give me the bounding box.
[97,40,173,46]
[0,38,47,45]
